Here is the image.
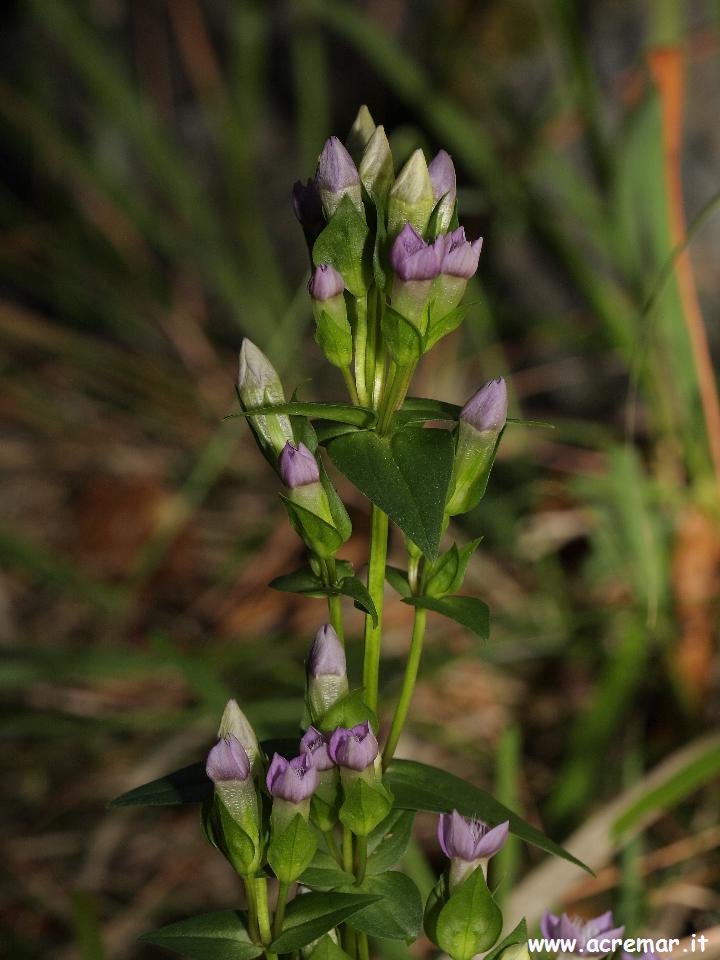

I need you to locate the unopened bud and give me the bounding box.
[309,265,352,369]
[328,721,379,773]
[387,148,435,238]
[217,699,261,772]
[389,223,443,328]
[345,104,376,162]
[432,227,483,321]
[359,125,394,203]
[306,624,349,719]
[428,150,457,233]
[237,340,294,464]
[316,136,363,219]
[279,442,321,489]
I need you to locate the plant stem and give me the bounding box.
[381,606,427,770]
[255,877,276,958]
[363,504,388,713]
[322,558,344,644]
[354,835,368,883]
[342,365,361,405]
[377,361,416,434]
[357,932,370,960]
[342,824,354,874]
[352,295,369,407]
[245,875,261,944]
[343,925,357,959]
[323,828,343,866]
[272,881,290,941]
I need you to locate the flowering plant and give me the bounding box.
[111,108,591,960]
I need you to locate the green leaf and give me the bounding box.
[312,194,372,297]
[110,761,210,807]
[308,935,354,960]
[270,892,381,953]
[484,919,529,960]
[225,401,375,427]
[316,689,378,735]
[398,397,461,424]
[381,305,423,365]
[424,539,481,598]
[269,566,327,597]
[315,308,353,368]
[299,849,354,891]
[268,813,318,884]
[344,872,422,941]
[280,495,345,559]
[385,759,592,874]
[338,575,378,625]
[318,456,353,543]
[139,910,262,960]
[366,808,415,874]
[403,595,489,640]
[436,866,502,960]
[385,565,411,597]
[339,777,393,837]
[327,426,454,560]
[314,421,361,444]
[424,303,469,353]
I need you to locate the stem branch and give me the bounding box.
[382,607,428,769]
[272,881,290,942]
[363,504,388,713]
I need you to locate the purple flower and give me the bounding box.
[278,442,320,489]
[266,752,319,803]
[308,624,346,678]
[316,137,362,218]
[308,264,345,302]
[300,726,335,771]
[440,226,483,279]
[428,150,456,202]
[328,721,379,771]
[206,735,251,783]
[389,224,443,281]
[438,810,509,862]
[541,912,625,958]
[460,378,507,433]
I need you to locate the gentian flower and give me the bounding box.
[217,699,261,772]
[328,721,379,773]
[432,226,483,319]
[438,809,509,888]
[389,223,444,328]
[206,735,250,784]
[308,263,345,302]
[541,911,625,959]
[428,149,456,233]
[206,735,260,864]
[387,148,435,238]
[445,378,508,518]
[346,104,376,162]
[237,339,294,464]
[359,125,394,202]
[279,442,321,489]
[266,752,319,803]
[316,136,363,219]
[307,264,352,369]
[306,623,349,718]
[300,725,335,772]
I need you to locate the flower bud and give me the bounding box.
[308,265,352,369]
[445,378,507,517]
[206,735,250,784]
[387,148,435,238]
[206,735,261,873]
[389,223,443,328]
[301,726,342,830]
[278,443,341,558]
[266,751,319,831]
[306,624,349,719]
[279,442,321,488]
[359,125,394,203]
[300,725,335,772]
[345,104,376,162]
[541,911,625,959]
[328,721,379,773]
[217,699,261,773]
[237,339,295,465]
[438,810,509,889]
[293,178,325,251]
[432,226,483,320]
[428,150,457,233]
[316,136,363,219]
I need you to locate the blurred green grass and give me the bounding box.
[1,1,719,957]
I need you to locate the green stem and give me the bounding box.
[255,877,275,956]
[363,504,389,713]
[342,825,354,874]
[357,932,370,960]
[272,881,290,941]
[352,296,369,407]
[365,284,378,407]
[323,828,343,866]
[245,875,261,944]
[377,361,416,434]
[354,835,368,883]
[343,925,357,959]
[342,365,360,405]
[381,607,427,770]
[321,558,344,644]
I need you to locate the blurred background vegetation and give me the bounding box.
[2,0,719,957]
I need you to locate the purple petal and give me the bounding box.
[447,809,478,861]
[300,726,334,771]
[308,263,344,302]
[278,442,320,489]
[460,378,507,433]
[308,624,346,678]
[473,820,509,859]
[541,911,561,941]
[390,223,442,281]
[266,751,319,802]
[428,150,456,201]
[316,136,360,194]
[206,735,250,783]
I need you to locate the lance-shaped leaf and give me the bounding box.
[312,194,373,297]
[366,808,415,874]
[327,426,454,560]
[403,595,489,640]
[342,872,423,941]
[270,891,381,953]
[385,759,592,874]
[139,910,262,960]
[269,568,377,625]
[225,401,375,428]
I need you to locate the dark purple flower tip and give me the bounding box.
[293,179,324,230]
[206,735,251,783]
[308,264,345,302]
[300,725,335,771]
[543,912,625,957]
[278,442,320,489]
[316,136,360,194]
[389,223,443,281]
[428,150,456,201]
[440,226,483,279]
[459,378,507,433]
[438,810,509,862]
[308,624,346,678]
[328,721,379,771]
[266,751,319,803]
